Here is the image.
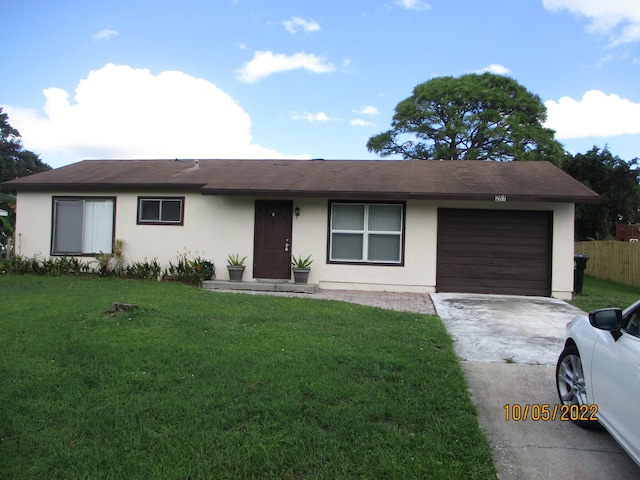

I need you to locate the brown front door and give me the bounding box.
[253,200,293,279]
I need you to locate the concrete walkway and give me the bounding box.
[206,285,437,315]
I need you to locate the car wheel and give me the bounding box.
[556,344,600,429]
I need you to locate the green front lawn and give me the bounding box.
[571,275,640,312]
[0,276,495,479]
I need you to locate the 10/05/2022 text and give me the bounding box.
[504,404,598,422]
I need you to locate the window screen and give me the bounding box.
[330,202,403,264]
[138,198,184,224]
[52,198,114,255]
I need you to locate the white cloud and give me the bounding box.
[595,53,616,66]
[350,119,374,127]
[237,51,335,83]
[395,0,431,11]
[475,64,511,75]
[283,17,321,34]
[93,28,119,41]
[291,112,332,122]
[542,0,640,44]
[544,89,640,138]
[2,64,307,167]
[355,106,379,115]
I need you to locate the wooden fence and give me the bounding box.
[574,241,640,287]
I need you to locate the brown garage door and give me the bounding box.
[436,209,552,296]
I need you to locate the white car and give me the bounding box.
[556,301,640,466]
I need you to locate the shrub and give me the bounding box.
[0,255,39,274]
[122,258,163,281]
[163,252,215,286]
[0,252,214,286]
[0,255,91,276]
[93,239,125,276]
[41,256,92,275]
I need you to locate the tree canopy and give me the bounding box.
[367,73,563,162]
[560,146,640,240]
[0,108,50,256]
[1,108,50,183]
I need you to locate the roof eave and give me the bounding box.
[6,183,206,192]
[200,188,600,203]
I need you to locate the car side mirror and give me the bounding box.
[589,308,623,340]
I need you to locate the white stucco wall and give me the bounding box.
[13,192,50,259]
[294,199,438,293]
[114,192,256,270]
[13,191,576,298]
[13,191,256,279]
[550,203,576,300]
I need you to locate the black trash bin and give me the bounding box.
[574,254,589,294]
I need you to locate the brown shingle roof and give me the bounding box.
[1,159,599,203]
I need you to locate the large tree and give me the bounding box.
[367,72,563,162]
[0,108,51,256]
[560,147,640,240]
[1,108,50,183]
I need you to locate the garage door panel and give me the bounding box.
[437,256,550,268]
[436,209,552,296]
[440,226,549,240]
[438,236,549,248]
[437,243,550,259]
[440,222,549,235]
[441,221,549,232]
[437,275,550,295]
[438,264,551,279]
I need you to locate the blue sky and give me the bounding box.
[2,0,639,168]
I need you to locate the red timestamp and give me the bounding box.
[503,403,598,422]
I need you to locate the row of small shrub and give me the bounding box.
[0,253,215,286]
[162,255,215,285]
[0,255,92,276]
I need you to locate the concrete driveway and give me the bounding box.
[431,293,639,479]
[430,293,583,365]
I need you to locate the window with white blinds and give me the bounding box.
[52,197,115,255]
[330,202,404,264]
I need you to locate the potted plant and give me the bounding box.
[291,254,313,284]
[94,239,124,276]
[227,253,247,282]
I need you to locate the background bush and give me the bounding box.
[1,253,215,285]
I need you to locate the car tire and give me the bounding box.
[555,344,600,430]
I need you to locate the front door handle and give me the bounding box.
[285,239,290,252]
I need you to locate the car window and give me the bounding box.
[623,310,640,337]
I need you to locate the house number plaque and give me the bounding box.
[494,195,507,202]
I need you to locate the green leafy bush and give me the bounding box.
[1,252,214,286]
[123,258,163,281]
[0,255,91,275]
[163,253,215,286]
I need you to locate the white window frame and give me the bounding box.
[51,197,115,255]
[329,201,405,265]
[137,197,184,225]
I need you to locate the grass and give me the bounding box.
[0,275,496,480]
[571,275,640,312]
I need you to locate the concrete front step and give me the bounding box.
[202,280,319,294]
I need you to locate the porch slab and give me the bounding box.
[202,280,319,294]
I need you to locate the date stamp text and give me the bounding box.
[503,403,598,422]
